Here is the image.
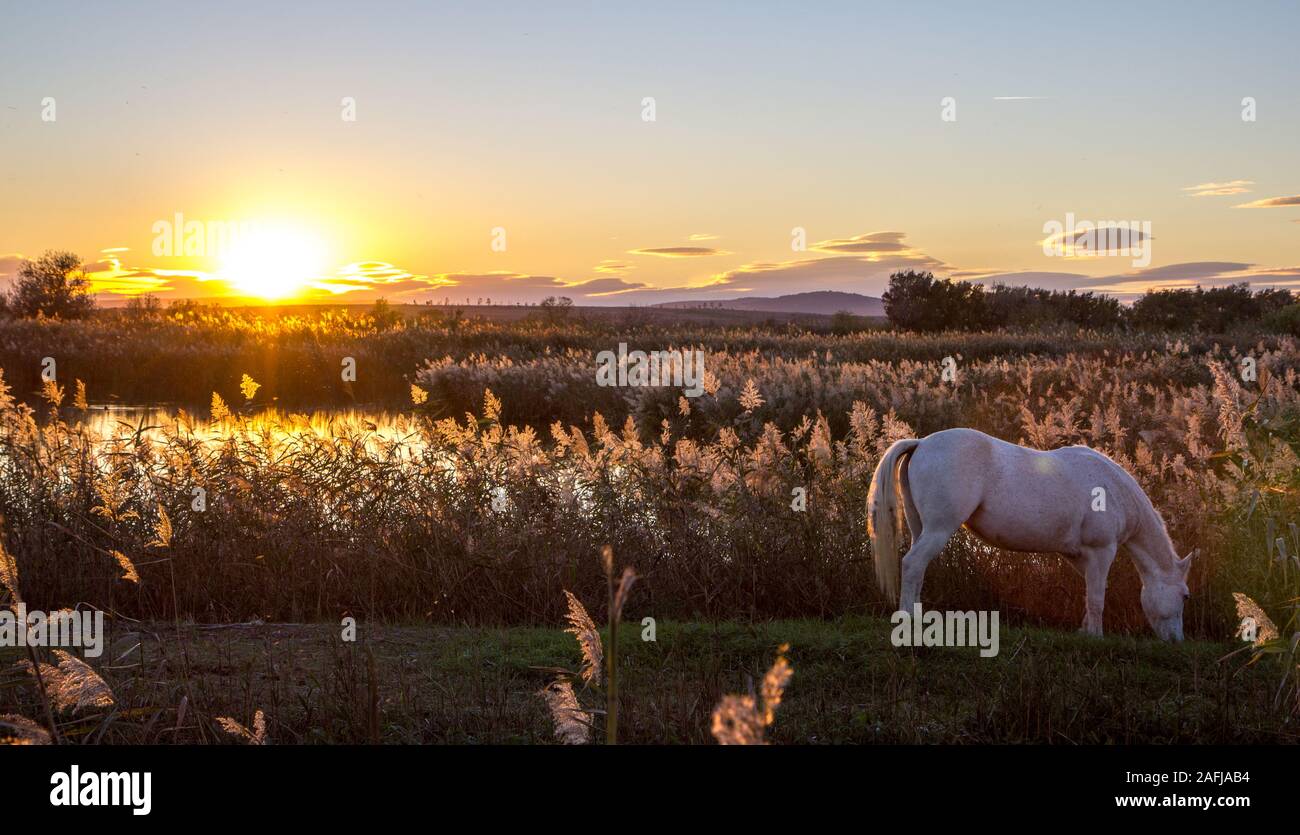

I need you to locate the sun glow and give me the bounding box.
[219,225,328,299]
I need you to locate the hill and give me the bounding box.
[655,290,884,316]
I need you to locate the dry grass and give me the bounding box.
[0,308,1296,750]
[711,643,793,744]
[1,331,1297,637]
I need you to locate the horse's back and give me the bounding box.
[908,428,1130,554]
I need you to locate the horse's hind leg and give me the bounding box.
[899,459,922,540]
[1078,544,1117,636]
[898,527,957,614]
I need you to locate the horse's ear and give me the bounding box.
[1178,549,1198,572]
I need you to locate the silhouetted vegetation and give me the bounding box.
[1129,283,1294,332]
[830,309,869,334]
[2,251,95,319]
[882,270,991,331]
[538,295,575,323]
[882,270,1293,333]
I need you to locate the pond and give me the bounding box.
[75,403,424,447]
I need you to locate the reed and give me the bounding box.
[0,326,1296,642]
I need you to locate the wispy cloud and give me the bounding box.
[1235,194,1300,208]
[413,271,649,303]
[678,232,948,297]
[0,253,25,285]
[1183,180,1253,197]
[810,231,910,254]
[308,262,431,296]
[629,246,727,257]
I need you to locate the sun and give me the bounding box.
[219,225,328,300]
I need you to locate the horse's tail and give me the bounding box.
[867,438,922,604]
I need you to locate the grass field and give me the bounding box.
[1,308,1298,745]
[1,617,1289,745]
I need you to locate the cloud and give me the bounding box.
[80,249,216,299]
[687,233,718,241]
[810,231,910,254]
[1040,224,1153,258]
[585,231,951,301]
[0,253,24,285]
[1183,180,1253,197]
[405,271,650,304]
[629,246,727,257]
[1239,266,1300,282]
[45,229,1300,310]
[309,262,431,296]
[80,249,439,303]
[562,277,650,297]
[683,248,948,298]
[1234,195,1300,208]
[69,245,657,306]
[1106,261,1252,282]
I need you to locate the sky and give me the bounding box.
[1,0,1297,305]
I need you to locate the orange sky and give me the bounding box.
[2,3,1297,305]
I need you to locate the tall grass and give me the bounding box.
[0,306,1286,416]
[0,322,1296,639]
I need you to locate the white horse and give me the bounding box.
[867,428,1192,641]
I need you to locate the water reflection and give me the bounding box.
[79,404,422,448]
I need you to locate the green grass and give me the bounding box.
[3,616,1292,744]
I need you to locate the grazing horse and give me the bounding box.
[867,428,1192,641]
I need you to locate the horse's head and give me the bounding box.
[1140,549,1194,641]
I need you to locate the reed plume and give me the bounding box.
[711,644,794,745]
[562,590,603,686]
[210,392,230,420]
[22,650,116,713]
[216,709,268,744]
[539,681,590,745]
[240,373,261,401]
[148,508,173,549]
[110,550,140,584]
[0,714,50,745]
[0,525,19,605]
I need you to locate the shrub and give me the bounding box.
[882,270,990,332]
[4,251,95,319]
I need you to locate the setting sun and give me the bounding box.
[219,225,328,299]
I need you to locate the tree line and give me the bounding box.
[881,270,1300,333]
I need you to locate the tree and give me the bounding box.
[1129,284,1291,331]
[539,296,574,323]
[368,297,403,330]
[1264,302,1300,336]
[124,294,163,320]
[985,284,1122,329]
[881,270,989,332]
[830,309,864,334]
[6,250,95,318]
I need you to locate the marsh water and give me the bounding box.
[76,403,422,446]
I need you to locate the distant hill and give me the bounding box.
[655,291,884,317]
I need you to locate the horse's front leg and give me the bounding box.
[1078,545,1117,636]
